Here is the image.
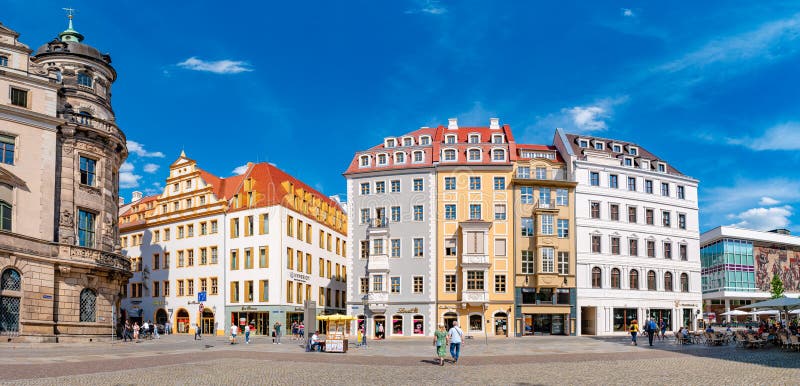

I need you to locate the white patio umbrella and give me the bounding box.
[752,310,780,316]
[720,310,751,316]
[739,296,800,321]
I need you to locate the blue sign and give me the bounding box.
[198,291,207,302]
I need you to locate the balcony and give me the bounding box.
[461,253,490,267]
[512,169,575,187]
[367,291,388,313]
[367,254,389,272]
[367,218,389,236]
[462,290,489,305]
[533,200,560,213]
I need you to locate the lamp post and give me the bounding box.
[362,295,368,348]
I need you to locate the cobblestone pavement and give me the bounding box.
[1,335,799,385]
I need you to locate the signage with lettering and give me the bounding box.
[326,339,344,353]
[42,295,53,300]
[397,307,419,314]
[240,306,258,311]
[289,272,311,283]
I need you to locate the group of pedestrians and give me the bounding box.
[432,321,464,366]
[629,318,667,346]
[121,319,161,342]
[290,321,305,340]
[227,321,286,345]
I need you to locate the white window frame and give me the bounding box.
[442,148,457,162]
[376,153,388,166]
[384,138,396,148]
[445,134,457,144]
[401,136,414,146]
[468,133,480,144]
[467,147,482,162]
[491,147,506,162]
[419,135,431,145]
[492,134,504,144]
[412,150,424,163]
[394,152,406,164]
[359,155,370,168]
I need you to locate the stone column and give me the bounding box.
[724,298,731,323]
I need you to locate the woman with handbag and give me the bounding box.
[629,319,639,346]
[433,324,447,366]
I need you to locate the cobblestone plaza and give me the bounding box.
[1,335,798,385]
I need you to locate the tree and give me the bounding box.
[770,274,785,299]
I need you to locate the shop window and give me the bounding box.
[469,314,483,332]
[413,315,424,335]
[392,315,403,335]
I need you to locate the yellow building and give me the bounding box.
[511,145,577,336]
[435,118,516,337]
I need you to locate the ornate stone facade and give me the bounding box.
[0,17,131,342]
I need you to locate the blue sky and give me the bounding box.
[7,1,800,233]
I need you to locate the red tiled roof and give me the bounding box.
[515,144,565,163]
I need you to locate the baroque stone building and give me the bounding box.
[0,17,130,342]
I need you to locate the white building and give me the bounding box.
[119,154,348,336]
[554,129,702,335]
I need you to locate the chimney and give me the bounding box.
[448,118,458,130]
[489,118,500,130]
[118,197,124,206]
[132,191,143,202]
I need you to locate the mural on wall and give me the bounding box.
[754,246,800,292]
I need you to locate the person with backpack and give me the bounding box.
[646,318,657,346]
[447,321,464,364]
[629,319,639,346]
[659,319,667,341]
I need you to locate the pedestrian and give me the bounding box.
[377,322,384,340]
[447,320,464,364]
[133,322,140,341]
[299,322,305,340]
[165,321,171,335]
[194,322,202,340]
[152,320,160,339]
[291,322,298,340]
[123,320,132,342]
[646,318,657,346]
[142,320,149,340]
[629,319,639,346]
[273,321,282,344]
[245,323,251,344]
[659,319,667,341]
[230,324,238,345]
[433,324,447,366]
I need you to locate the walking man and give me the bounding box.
[447,321,464,364]
[273,321,282,344]
[646,318,657,346]
[165,321,171,335]
[230,324,238,345]
[245,323,251,344]
[194,322,202,340]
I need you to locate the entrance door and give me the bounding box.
[534,314,552,335]
[201,309,215,334]
[374,315,386,339]
[494,313,508,336]
[443,312,458,330]
[523,314,533,336]
[155,309,168,327]
[176,309,190,333]
[551,314,564,335]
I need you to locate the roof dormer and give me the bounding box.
[611,142,623,153]
[384,138,396,148]
[577,137,590,148]
[401,136,414,147]
[445,134,457,144]
[656,161,667,173]
[468,133,481,144]
[592,140,605,151]
[626,145,639,156]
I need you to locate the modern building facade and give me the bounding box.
[344,127,438,338]
[120,155,347,336]
[0,18,131,342]
[511,145,577,336]
[554,129,702,335]
[700,226,800,320]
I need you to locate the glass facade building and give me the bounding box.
[700,239,755,294]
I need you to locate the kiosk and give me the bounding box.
[315,314,355,353]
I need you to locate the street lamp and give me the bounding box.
[362,295,369,348]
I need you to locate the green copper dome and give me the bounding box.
[59,15,84,42]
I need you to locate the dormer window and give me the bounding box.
[412,150,424,163]
[628,147,638,156]
[492,149,505,161]
[359,155,370,167]
[445,134,457,144]
[377,154,387,165]
[0,56,7,67]
[468,148,481,161]
[385,139,395,148]
[402,137,413,146]
[420,136,431,145]
[657,162,666,173]
[443,149,456,161]
[641,160,650,170]
[468,134,480,144]
[492,134,504,144]
[579,139,589,148]
[77,72,93,88]
[395,152,406,164]
[594,141,604,150]
[623,157,633,166]
[612,144,622,153]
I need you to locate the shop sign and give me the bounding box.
[153,300,166,306]
[42,294,53,299]
[397,307,419,314]
[326,339,344,353]
[240,306,258,311]
[289,272,311,283]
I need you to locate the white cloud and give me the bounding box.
[143,163,160,173]
[232,164,249,175]
[119,162,141,189]
[702,178,800,214]
[728,122,800,151]
[177,57,253,74]
[759,196,780,206]
[566,105,609,132]
[406,0,446,15]
[622,8,634,17]
[127,140,164,158]
[730,206,793,231]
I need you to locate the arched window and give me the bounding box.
[647,270,657,291]
[492,149,505,161]
[591,267,602,288]
[443,149,456,161]
[468,148,481,161]
[680,273,689,292]
[79,288,97,322]
[664,272,673,292]
[77,72,93,87]
[629,269,639,290]
[611,268,621,289]
[359,155,370,167]
[1,268,21,334]
[469,314,483,332]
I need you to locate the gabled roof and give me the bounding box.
[565,133,684,176]
[229,162,344,213]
